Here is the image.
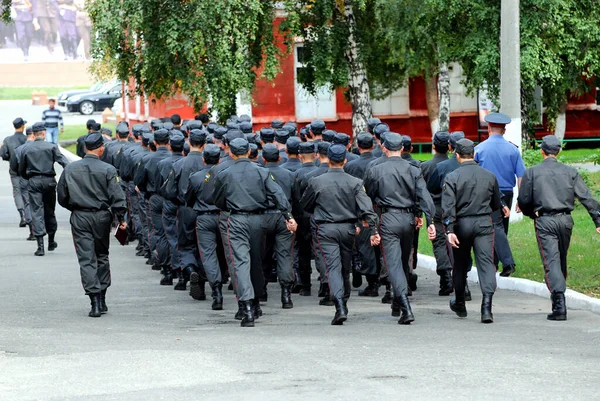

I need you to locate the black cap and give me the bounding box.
[333,133,350,146]
[310,119,326,135]
[402,135,412,150]
[116,123,129,137]
[32,122,46,133]
[322,130,336,143]
[186,120,202,131]
[286,137,301,154]
[142,132,154,146]
[225,129,244,144]
[189,129,206,146]
[262,144,280,162]
[207,122,218,134]
[327,144,347,162]
[449,131,465,148]
[84,133,104,150]
[132,124,144,138]
[433,131,450,146]
[213,126,227,140]
[484,112,511,126]
[86,119,97,130]
[169,132,185,148]
[541,135,562,154]
[239,121,253,134]
[455,139,475,155]
[373,123,390,139]
[154,128,170,143]
[299,142,316,154]
[260,128,275,142]
[171,114,181,125]
[357,132,374,149]
[150,119,163,130]
[245,133,257,144]
[13,117,26,128]
[230,138,250,156]
[101,127,113,137]
[275,130,290,144]
[239,114,252,123]
[367,118,381,133]
[317,141,331,155]
[226,120,239,131]
[282,124,297,137]
[162,122,174,131]
[90,122,102,132]
[271,120,284,129]
[203,144,221,163]
[383,132,403,151]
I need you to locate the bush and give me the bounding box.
[522,149,543,168]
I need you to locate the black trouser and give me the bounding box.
[355,223,377,278]
[432,204,452,274]
[28,176,58,237]
[149,194,170,268]
[313,222,354,302]
[162,200,179,269]
[452,216,496,297]
[137,194,151,253]
[380,211,415,297]
[493,190,515,267]
[534,215,573,294]
[70,210,112,295]
[127,182,142,237]
[296,213,313,288]
[311,218,329,285]
[262,212,295,286]
[223,214,265,301]
[178,206,199,272]
[196,212,224,285]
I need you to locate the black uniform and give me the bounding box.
[1,131,27,218]
[57,154,126,295]
[157,152,183,273]
[280,157,302,172]
[10,139,34,231]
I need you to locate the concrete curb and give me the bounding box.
[417,253,600,314]
[58,145,81,163]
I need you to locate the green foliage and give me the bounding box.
[0,0,10,24]
[88,0,282,122]
[522,148,543,168]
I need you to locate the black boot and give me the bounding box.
[152,259,161,271]
[100,289,108,313]
[481,293,494,323]
[189,272,206,300]
[438,270,454,296]
[547,292,567,321]
[319,285,334,306]
[331,298,347,325]
[235,301,244,320]
[136,247,146,256]
[281,285,293,309]
[212,282,223,310]
[299,285,311,296]
[260,284,268,302]
[160,266,173,285]
[241,300,255,327]
[88,293,102,318]
[358,282,379,297]
[449,292,467,318]
[317,282,327,297]
[48,233,57,251]
[408,273,418,292]
[464,283,472,302]
[499,264,516,277]
[174,267,192,291]
[381,283,392,304]
[34,236,45,256]
[26,225,35,241]
[352,272,363,288]
[19,210,26,227]
[391,297,400,317]
[292,282,303,294]
[397,295,415,325]
[253,298,263,318]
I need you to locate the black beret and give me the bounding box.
[169,132,185,148]
[328,144,347,162]
[154,128,170,142]
[86,119,97,130]
[286,137,301,154]
[541,135,561,153]
[317,141,331,155]
[230,138,250,156]
[275,130,290,144]
[433,131,450,146]
[262,143,280,162]
[373,123,390,139]
[260,128,275,142]
[271,120,284,129]
[357,132,374,149]
[207,122,218,134]
[225,129,244,144]
[189,129,206,145]
[449,131,465,148]
[249,143,258,159]
[333,133,350,146]
[367,118,381,133]
[32,122,46,132]
[13,117,27,128]
[171,114,181,125]
[455,138,475,155]
[322,130,336,143]
[84,132,104,150]
[484,112,511,125]
[142,132,154,146]
[203,143,221,162]
[239,121,253,134]
[299,142,316,154]
[239,114,252,122]
[90,123,102,132]
[402,135,412,149]
[213,126,228,140]
[384,132,403,151]
[310,119,326,134]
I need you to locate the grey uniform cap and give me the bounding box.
[327,144,347,162]
[333,133,350,146]
[299,142,316,154]
[357,132,374,149]
[229,138,250,155]
[484,112,511,125]
[153,129,170,142]
[286,137,301,154]
[433,131,450,146]
[455,138,475,155]
[85,132,104,150]
[275,130,290,144]
[383,132,403,151]
[449,131,465,148]
[317,141,331,155]
[262,143,280,162]
[540,135,561,153]
[322,129,336,143]
[32,122,46,132]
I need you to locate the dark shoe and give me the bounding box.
[547,292,567,321]
[499,264,516,277]
[174,273,187,291]
[299,288,311,296]
[212,282,223,310]
[331,299,347,325]
[26,233,35,241]
[450,297,467,318]
[152,261,161,271]
[189,272,206,300]
[235,301,244,320]
[464,284,472,302]
[292,283,303,294]
[319,296,334,306]
[241,301,255,327]
[481,293,494,323]
[253,298,263,319]
[391,297,400,317]
[19,210,26,227]
[358,283,379,297]
[48,233,57,251]
[160,266,173,286]
[408,273,418,292]
[317,282,327,297]
[88,294,102,318]
[259,287,268,302]
[228,282,233,291]
[100,289,108,313]
[381,284,392,304]
[281,285,293,309]
[352,272,363,288]
[438,270,454,296]
[397,295,415,325]
[34,236,45,256]
[135,248,146,257]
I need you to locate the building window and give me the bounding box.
[449,63,478,112]
[372,86,410,116]
[294,44,336,121]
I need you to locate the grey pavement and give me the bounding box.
[0,100,100,127]
[1,116,600,400]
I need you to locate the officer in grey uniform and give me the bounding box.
[300,144,379,325]
[274,130,290,164]
[442,139,504,324]
[333,133,358,162]
[364,133,435,324]
[1,117,27,226]
[213,138,296,327]
[280,137,303,172]
[19,122,69,256]
[518,136,600,321]
[367,118,384,157]
[421,131,453,295]
[57,133,127,318]
[10,127,36,241]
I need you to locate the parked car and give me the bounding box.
[66,82,123,115]
[57,81,114,107]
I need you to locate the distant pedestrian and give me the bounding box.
[41,98,64,144]
[12,0,34,61]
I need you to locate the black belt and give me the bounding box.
[196,210,220,216]
[537,211,571,217]
[230,210,265,215]
[380,207,412,214]
[315,219,357,225]
[263,209,281,214]
[75,208,108,213]
[29,173,55,178]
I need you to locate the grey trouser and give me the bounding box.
[355,223,377,276]
[177,206,199,271]
[28,176,57,237]
[70,210,111,295]
[197,212,224,285]
[313,222,354,302]
[380,211,415,297]
[311,218,329,285]
[10,173,25,212]
[162,200,180,269]
[296,213,313,288]
[127,183,142,236]
[493,191,515,267]
[534,215,573,294]
[149,195,170,267]
[262,211,295,286]
[19,176,31,224]
[452,216,497,296]
[137,194,151,252]
[432,204,452,273]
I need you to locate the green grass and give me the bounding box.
[419,171,600,297]
[60,123,116,142]
[0,86,89,101]
[557,148,599,164]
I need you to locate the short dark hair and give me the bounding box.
[434,143,449,154]
[457,150,474,159]
[329,159,345,168]
[155,138,169,145]
[195,113,209,123]
[542,148,560,156]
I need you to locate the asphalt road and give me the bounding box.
[1,105,600,400]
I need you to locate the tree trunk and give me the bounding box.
[437,62,450,133]
[424,71,440,136]
[343,0,371,140]
[554,103,567,142]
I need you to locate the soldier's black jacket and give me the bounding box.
[300,168,379,229]
[364,156,435,226]
[163,151,205,204]
[0,132,27,174]
[134,146,170,196]
[118,142,145,181]
[401,153,421,169]
[280,157,302,172]
[372,143,384,158]
[213,158,292,219]
[103,139,128,169]
[10,140,33,175]
[344,151,375,180]
[441,161,503,233]
[365,154,388,174]
[156,151,183,198]
[57,154,127,222]
[185,164,219,213]
[292,161,317,217]
[19,138,69,179]
[264,162,295,207]
[517,157,600,225]
[421,153,449,204]
[427,155,460,196]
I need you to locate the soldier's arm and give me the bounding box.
[0,140,8,161]
[299,180,317,214]
[416,174,435,226]
[53,145,70,168]
[57,168,72,211]
[516,169,535,218]
[441,177,457,233]
[264,170,293,219]
[574,172,600,227]
[184,175,198,208]
[212,173,227,211]
[490,177,503,212]
[427,166,442,195]
[355,182,379,232]
[107,168,127,223]
[133,162,147,190]
[363,168,377,202]
[19,152,28,179]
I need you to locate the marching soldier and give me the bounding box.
[1,117,28,227]
[57,133,127,318]
[11,127,36,241]
[518,136,600,321]
[280,137,303,172]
